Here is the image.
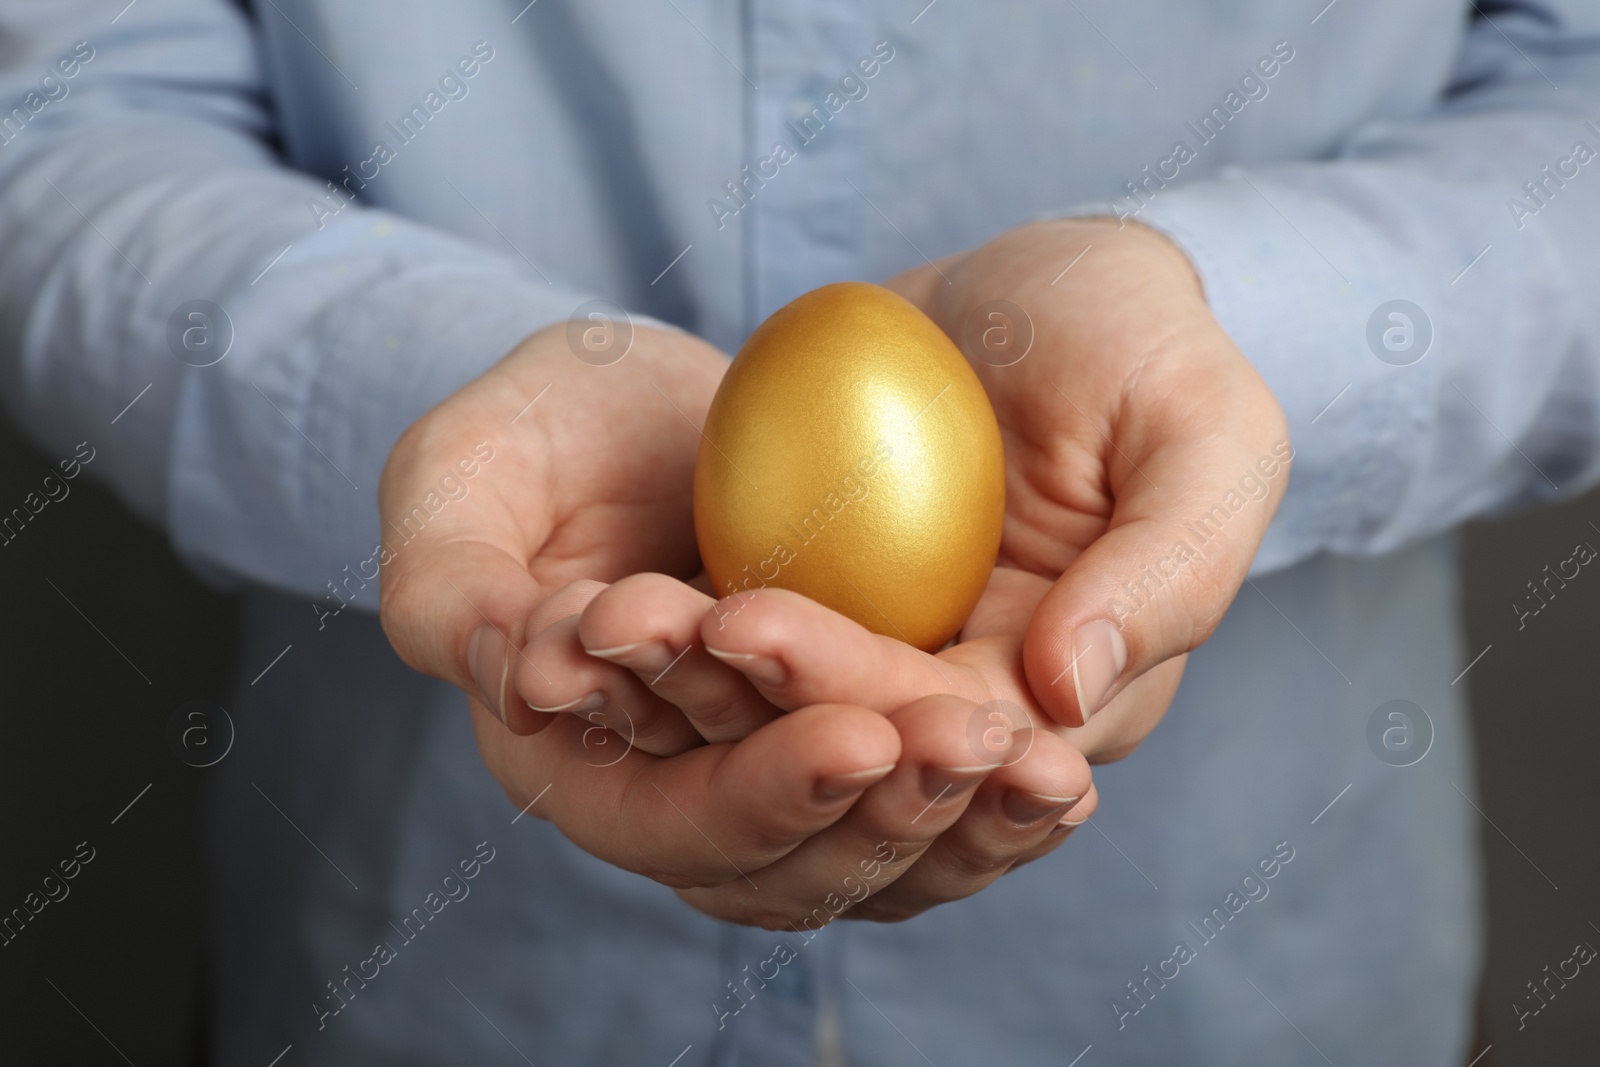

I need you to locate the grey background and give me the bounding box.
[0,412,1595,1064]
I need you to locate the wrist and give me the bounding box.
[1034,216,1205,301]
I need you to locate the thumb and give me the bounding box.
[381,537,549,719]
[378,505,553,721]
[1023,434,1294,728]
[376,397,557,731]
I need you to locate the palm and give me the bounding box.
[396,323,725,596]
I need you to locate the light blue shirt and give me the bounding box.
[2,1,1598,1064]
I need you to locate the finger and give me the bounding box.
[486,579,605,736]
[383,534,551,728]
[699,587,992,714]
[1010,782,1099,869]
[518,578,697,752]
[578,573,780,743]
[1023,324,1292,727]
[519,614,704,754]
[854,731,1094,920]
[472,699,900,888]
[675,694,999,929]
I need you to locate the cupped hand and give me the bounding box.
[378,319,722,721]
[882,216,1291,756]
[378,322,906,888]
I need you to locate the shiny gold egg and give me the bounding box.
[694,281,1005,652]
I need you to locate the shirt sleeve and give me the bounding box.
[1072,1,1600,577]
[0,1,599,603]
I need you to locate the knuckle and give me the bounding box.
[938,838,1011,883]
[731,821,802,858]
[680,690,749,735]
[626,714,692,755]
[626,841,730,890]
[716,804,816,859]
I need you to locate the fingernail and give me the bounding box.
[1057,805,1089,828]
[919,765,991,805]
[468,626,510,724]
[584,641,644,660]
[815,764,895,803]
[1002,791,1080,825]
[705,645,787,688]
[528,692,604,714]
[586,640,673,675]
[1071,619,1127,721]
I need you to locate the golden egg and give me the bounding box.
[694,281,1005,652]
